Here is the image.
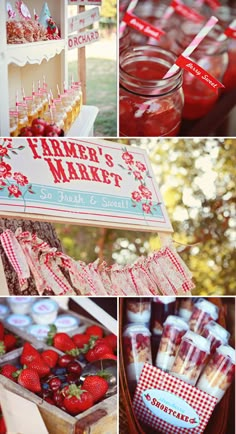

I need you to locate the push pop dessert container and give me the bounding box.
[189,298,219,334]
[201,320,230,354]
[197,344,235,403]
[155,315,189,372]
[170,330,210,386]
[151,297,176,335]
[126,298,151,325]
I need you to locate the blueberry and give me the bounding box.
[52,367,67,375]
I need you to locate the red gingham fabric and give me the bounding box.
[133,363,217,434]
[0,229,30,282]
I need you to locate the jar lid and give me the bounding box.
[55,315,79,330]
[32,299,58,315]
[217,345,235,363]
[164,315,189,331]
[27,324,50,340]
[153,297,176,304]
[123,323,151,336]
[194,298,219,320]
[182,330,210,353]
[0,304,10,316]
[203,321,230,343]
[6,314,32,328]
[8,297,32,304]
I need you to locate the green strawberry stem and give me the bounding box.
[46,324,58,346]
[68,384,86,398]
[95,370,112,381]
[66,348,80,357]
[0,341,6,355]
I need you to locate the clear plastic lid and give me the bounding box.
[182,330,211,353]
[32,299,58,314]
[55,315,79,329]
[163,315,189,331]
[123,323,151,337]
[203,320,230,343]
[217,345,235,363]
[8,297,32,304]
[153,297,176,304]
[27,324,50,339]
[0,304,9,315]
[6,314,32,327]
[194,298,219,320]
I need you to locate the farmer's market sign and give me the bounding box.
[0,138,173,232]
[68,0,102,5]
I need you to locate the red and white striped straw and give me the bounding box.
[163,15,218,78]
[195,0,205,6]
[219,18,236,41]
[119,0,139,37]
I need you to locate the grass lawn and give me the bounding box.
[69,58,117,137]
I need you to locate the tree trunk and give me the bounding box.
[0,218,62,295]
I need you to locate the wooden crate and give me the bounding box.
[0,346,117,434]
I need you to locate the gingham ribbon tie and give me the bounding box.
[0,229,30,285]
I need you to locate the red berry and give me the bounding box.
[18,368,41,393]
[83,375,109,402]
[3,334,17,352]
[41,349,59,368]
[49,377,61,391]
[86,325,103,338]
[20,342,41,365]
[67,361,82,376]
[0,364,17,381]
[103,334,117,351]
[58,354,75,368]
[63,385,94,415]
[72,333,90,348]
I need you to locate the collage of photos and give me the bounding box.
[0,0,235,434]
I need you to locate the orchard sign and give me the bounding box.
[0,138,173,232]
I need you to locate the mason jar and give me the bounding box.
[175,23,229,119]
[119,46,184,137]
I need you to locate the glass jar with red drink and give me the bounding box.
[170,330,210,386]
[151,297,176,336]
[216,6,236,91]
[175,23,228,119]
[119,46,184,137]
[197,345,235,402]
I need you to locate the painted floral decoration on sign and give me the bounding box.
[0,139,35,209]
[119,147,161,215]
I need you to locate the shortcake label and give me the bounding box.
[142,389,200,428]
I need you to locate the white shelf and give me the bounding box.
[66,105,99,137]
[7,40,66,66]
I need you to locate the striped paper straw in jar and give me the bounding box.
[119,0,139,37]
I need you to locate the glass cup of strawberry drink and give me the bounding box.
[201,321,230,354]
[189,298,219,335]
[123,324,152,391]
[126,298,151,325]
[170,330,210,386]
[197,345,235,403]
[151,297,176,336]
[215,6,236,91]
[119,46,184,137]
[155,315,189,372]
[178,297,193,322]
[175,23,228,120]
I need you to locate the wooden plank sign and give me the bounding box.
[68,7,100,34]
[68,0,102,5]
[68,29,99,49]
[0,138,173,233]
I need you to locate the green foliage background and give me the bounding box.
[55,138,236,296]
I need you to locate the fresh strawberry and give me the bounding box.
[41,349,59,368]
[72,333,90,348]
[53,333,79,355]
[3,334,17,352]
[83,375,109,402]
[18,368,41,393]
[86,325,103,338]
[0,323,4,341]
[85,341,113,362]
[63,384,94,415]
[103,334,117,351]
[96,353,117,361]
[27,358,50,378]
[0,364,17,381]
[20,342,41,365]
[0,414,6,434]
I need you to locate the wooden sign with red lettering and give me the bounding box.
[68,8,100,34]
[68,29,99,50]
[0,138,173,233]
